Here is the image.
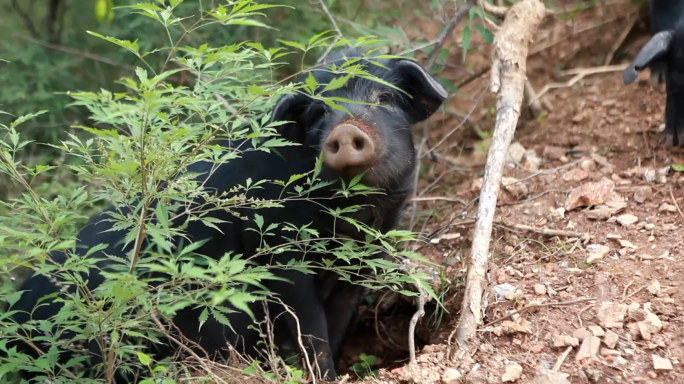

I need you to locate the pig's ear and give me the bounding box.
[270,93,325,144]
[392,60,449,124]
[622,30,674,84]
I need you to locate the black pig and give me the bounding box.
[623,29,684,146]
[644,0,684,86]
[6,48,448,382]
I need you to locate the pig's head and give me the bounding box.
[271,48,448,190]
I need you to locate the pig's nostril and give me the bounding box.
[328,140,340,153]
[353,137,364,150]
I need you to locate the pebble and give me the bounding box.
[604,330,619,349]
[441,368,462,384]
[553,335,579,347]
[652,355,673,371]
[617,214,638,227]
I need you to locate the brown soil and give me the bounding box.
[332,1,684,383]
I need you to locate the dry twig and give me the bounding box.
[452,0,548,358]
[669,186,684,221]
[424,1,473,70]
[483,297,595,327]
[553,346,573,371]
[530,64,628,104]
[408,282,427,367]
[316,0,349,64]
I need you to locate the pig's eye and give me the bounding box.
[378,92,393,104]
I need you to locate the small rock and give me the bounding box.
[596,302,627,328]
[626,306,647,322]
[604,330,619,348]
[633,186,653,203]
[647,371,658,379]
[613,356,628,366]
[588,325,605,337]
[616,214,638,227]
[494,284,517,299]
[441,368,463,384]
[522,149,542,172]
[502,363,523,382]
[647,280,661,295]
[584,368,600,382]
[644,168,656,182]
[657,166,670,177]
[543,146,567,161]
[531,365,571,384]
[507,142,526,164]
[586,205,614,220]
[417,353,431,363]
[502,177,528,197]
[600,348,621,357]
[562,168,589,182]
[572,328,592,342]
[565,178,615,211]
[502,321,532,334]
[662,223,677,231]
[586,244,610,263]
[638,312,663,340]
[645,223,655,230]
[534,284,547,295]
[652,355,673,370]
[617,239,637,249]
[575,336,601,362]
[580,159,597,172]
[553,335,579,347]
[658,203,677,213]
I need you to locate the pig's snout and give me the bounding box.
[323,124,376,173]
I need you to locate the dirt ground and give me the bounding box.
[327,1,684,384]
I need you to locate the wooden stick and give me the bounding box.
[451,0,548,358]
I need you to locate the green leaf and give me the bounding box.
[135,67,149,85]
[473,25,494,44]
[3,290,24,308]
[277,40,306,51]
[198,307,209,331]
[254,214,264,230]
[672,163,684,172]
[242,365,257,375]
[322,75,351,93]
[86,31,140,57]
[155,203,169,229]
[462,25,471,62]
[305,72,318,95]
[10,111,49,129]
[137,352,152,366]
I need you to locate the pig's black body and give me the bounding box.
[7,48,448,382]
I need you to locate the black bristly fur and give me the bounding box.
[8,48,448,382]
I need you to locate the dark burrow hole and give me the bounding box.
[260,287,454,381]
[335,289,447,379]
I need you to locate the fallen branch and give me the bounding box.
[451,0,548,358]
[494,221,588,240]
[483,297,595,327]
[530,63,628,104]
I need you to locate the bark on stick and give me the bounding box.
[452,0,548,356]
